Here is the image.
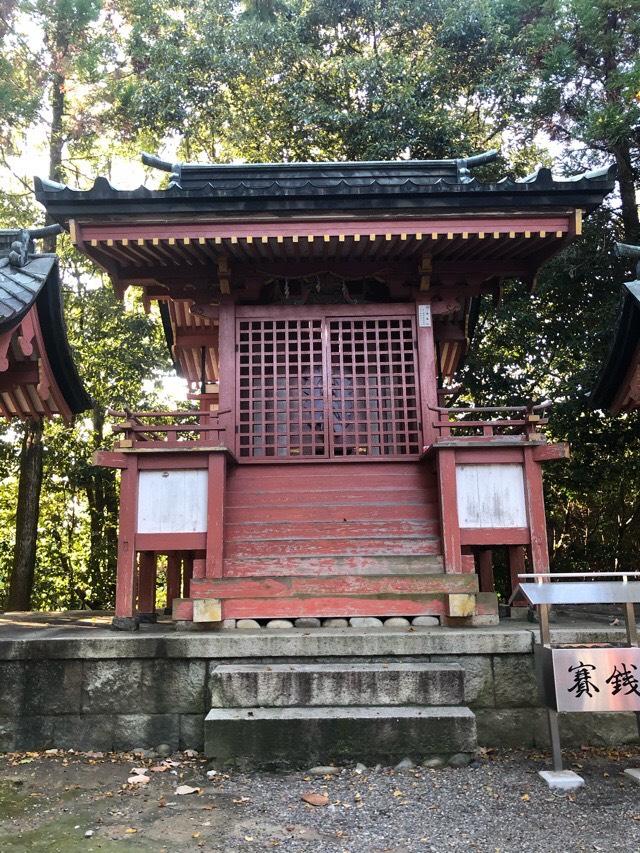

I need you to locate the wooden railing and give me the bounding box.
[430,401,551,441]
[108,407,230,449]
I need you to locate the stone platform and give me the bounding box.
[0,611,638,756]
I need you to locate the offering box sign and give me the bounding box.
[552,647,640,713]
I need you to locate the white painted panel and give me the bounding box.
[137,469,208,533]
[456,463,527,529]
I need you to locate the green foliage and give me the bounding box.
[463,211,640,572]
[110,0,526,163]
[1,0,640,609]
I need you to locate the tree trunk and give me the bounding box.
[84,405,119,606]
[6,419,44,610]
[612,142,640,245]
[7,64,65,609]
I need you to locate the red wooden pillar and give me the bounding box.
[206,452,226,578]
[114,459,139,629]
[182,553,194,597]
[523,447,550,574]
[415,297,438,449]
[193,554,206,580]
[477,549,495,592]
[437,448,463,573]
[137,551,157,622]
[508,545,527,600]
[166,552,182,613]
[217,297,236,453]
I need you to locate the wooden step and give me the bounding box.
[175,594,453,620]
[226,487,437,508]
[225,520,440,544]
[225,534,443,559]
[191,572,478,600]
[228,462,437,489]
[222,554,475,577]
[226,501,440,524]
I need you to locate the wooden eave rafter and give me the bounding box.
[71,211,582,294]
[0,306,74,420]
[165,299,219,386]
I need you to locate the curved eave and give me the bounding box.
[34,165,617,224]
[36,260,92,414]
[591,281,640,411]
[0,255,91,416]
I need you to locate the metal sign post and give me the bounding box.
[512,572,640,790]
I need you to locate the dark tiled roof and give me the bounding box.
[34,152,617,220]
[591,279,640,410]
[0,228,61,330]
[0,228,91,414]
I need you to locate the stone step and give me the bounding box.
[204,706,477,768]
[210,662,465,708]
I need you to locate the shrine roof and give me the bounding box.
[34,151,616,222]
[591,275,640,413]
[0,227,91,414]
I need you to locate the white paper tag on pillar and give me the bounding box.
[418,304,432,327]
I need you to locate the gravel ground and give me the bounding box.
[1,747,640,852]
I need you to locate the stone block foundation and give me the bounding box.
[0,621,637,753]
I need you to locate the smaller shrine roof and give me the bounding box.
[0,227,91,415]
[591,244,640,413]
[34,151,617,221]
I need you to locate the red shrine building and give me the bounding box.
[591,243,640,413]
[36,152,614,629]
[0,226,89,421]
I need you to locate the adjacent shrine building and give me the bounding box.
[0,226,90,421]
[591,243,640,413]
[35,152,615,629]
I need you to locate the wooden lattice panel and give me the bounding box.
[238,318,325,458]
[237,311,420,459]
[329,317,420,457]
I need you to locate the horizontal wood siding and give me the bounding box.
[192,573,477,599]
[224,461,440,569]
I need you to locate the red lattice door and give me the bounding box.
[328,317,420,457]
[237,309,421,460]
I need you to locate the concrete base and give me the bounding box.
[205,705,476,769]
[110,616,139,632]
[623,768,640,785]
[210,662,465,708]
[538,770,585,791]
[137,612,157,624]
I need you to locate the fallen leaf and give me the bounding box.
[301,792,329,807]
[192,832,201,839]
[125,828,138,834]
[520,793,530,802]
[131,768,148,776]
[183,749,198,758]
[127,776,150,785]
[150,765,170,773]
[175,785,200,796]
